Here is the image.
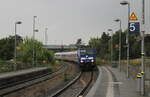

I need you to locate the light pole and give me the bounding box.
[114,19,122,71]
[108,29,113,66]
[141,0,145,95]
[120,1,130,78]
[14,21,22,71]
[45,28,48,45]
[32,16,37,67]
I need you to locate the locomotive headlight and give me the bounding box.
[80,60,83,63]
[91,59,94,62]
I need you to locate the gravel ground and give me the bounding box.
[57,72,89,97]
[4,62,79,97]
[58,78,83,97]
[57,71,98,97]
[83,69,99,96]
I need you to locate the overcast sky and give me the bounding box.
[0,0,149,45]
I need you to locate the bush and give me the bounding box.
[96,58,110,66]
[17,38,55,67]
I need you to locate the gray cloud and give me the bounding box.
[0,0,149,45]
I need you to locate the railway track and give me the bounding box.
[0,64,68,97]
[50,71,94,97]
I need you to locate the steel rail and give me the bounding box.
[50,72,82,97]
[50,71,94,97]
[76,71,93,97]
[0,64,67,96]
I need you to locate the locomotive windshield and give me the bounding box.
[80,49,95,55]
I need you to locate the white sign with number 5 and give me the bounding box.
[129,22,140,34]
[129,23,136,31]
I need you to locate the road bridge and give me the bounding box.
[43,45,77,52]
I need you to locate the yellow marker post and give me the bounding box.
[136,73,142,92]
[141,72,145,75]
[141,52,144,55]
[136,73,142,78]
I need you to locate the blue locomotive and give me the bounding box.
[55,48,96,70]
[77,48,96,70]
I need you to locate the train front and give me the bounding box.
[78,48,96,70]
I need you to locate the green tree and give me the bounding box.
[100,32,111,59]
[144,35,150,57]
[112,31,119,60]
[75,38,82,48]
[88,30,143,61]
[18,38,54,65]
[89,32,110,59]
[0,35,22,60]
[129,34,141,59]
[89,37,101,56]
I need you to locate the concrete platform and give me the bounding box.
[86,66,145,97]
[0,67,48,79]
